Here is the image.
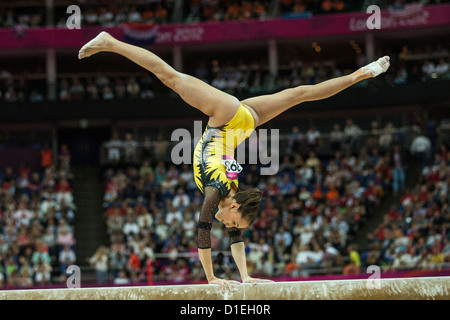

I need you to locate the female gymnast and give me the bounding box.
[79,32,390,291]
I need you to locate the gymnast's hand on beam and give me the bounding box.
[241,276,274,285]
[208,276,241,292]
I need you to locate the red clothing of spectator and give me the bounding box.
[326,185,339,201]
[426,170,440,183]
[417,190,429,202]
[401,192,414,204]
[105,206,121,217]
[56,179,72,193]
[41,147,53,168]
[128,252,141,271]
[134,201,148,216]
[254,212,271,230]
[388,208,400,221]
[265,183,280,196]
[376,227,386,241]
[312,184,323,200]
[176,265,190,281]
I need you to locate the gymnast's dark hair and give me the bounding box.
[233,188,262,225]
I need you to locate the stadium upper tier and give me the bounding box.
[0,3,449,49]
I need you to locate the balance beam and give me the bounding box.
[1,277,449,300]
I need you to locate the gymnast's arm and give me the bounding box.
[197,186,240,290]
[229,230,250,280]
[229,228,274,284]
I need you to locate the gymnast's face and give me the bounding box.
[215,198,248,229]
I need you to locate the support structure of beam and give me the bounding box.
[1,277,449,300]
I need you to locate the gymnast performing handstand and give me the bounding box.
[79,31,390,292]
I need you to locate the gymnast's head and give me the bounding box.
[215,187,262,229]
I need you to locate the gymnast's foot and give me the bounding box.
[360,56,391,79]
[78,31,113,59]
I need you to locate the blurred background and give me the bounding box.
[0,0,449,289]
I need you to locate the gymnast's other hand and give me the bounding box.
[208,277,240,292]
[241,276,274,285]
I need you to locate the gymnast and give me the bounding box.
[79,31,390,292]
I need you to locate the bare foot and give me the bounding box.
[361,56,391,78]
[78,31,113,60]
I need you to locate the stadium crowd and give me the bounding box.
[1,0,448,29]
[0,144,76,288]
[0,0,449,288]
[94,116,422,284]
[359,143,450,272]
[0,40,448,104]
[0,109,448,287]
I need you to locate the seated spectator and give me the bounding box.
[122,133,138,165]
[106,132,123,165]
[113,270,130,285]
[123,215,140,240]
[410,133,432,169]
[435,58,449,77]
[33,256,52,286]
[56,225,76,252]
[343,118,362,151]
[172,187,190,210]
[58,244,76,280]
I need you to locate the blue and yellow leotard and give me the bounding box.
[193,104,255,198]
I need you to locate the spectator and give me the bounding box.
[342,260,360,275]
[123,215,140,240]
[58,244,76,280]
[40,143,53,169]
[102,85,115,100]
[172,187,190,210]
[287,126,304,155]
[89,245,109,284]
[329,123,344,152]
[421,59,435,79]
[113,270,130,285]
[378,122,395,151]
[16,257,33,287]
[126,248,141,282]
[410,133,431,169]
[305,151,320,169]
[33,256,52,286]
[70,77,85,100]
[58,143,72,175]
[84,7,99,26]
[165,201,184,225]
[435,58,449,78]
[391,144,406,195]
[211,72,227,90]
[153,134,169,161]
[343,118,362,151]
[306,125,321,151]
[56,225,76,253]
[140,136,154,161]
[123,133,138,165]
[106,132,122,165]
[126,77,140,98]
[347,244,361,270]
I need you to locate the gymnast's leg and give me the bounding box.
[78,31,239,127]
[241,56,390,126]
